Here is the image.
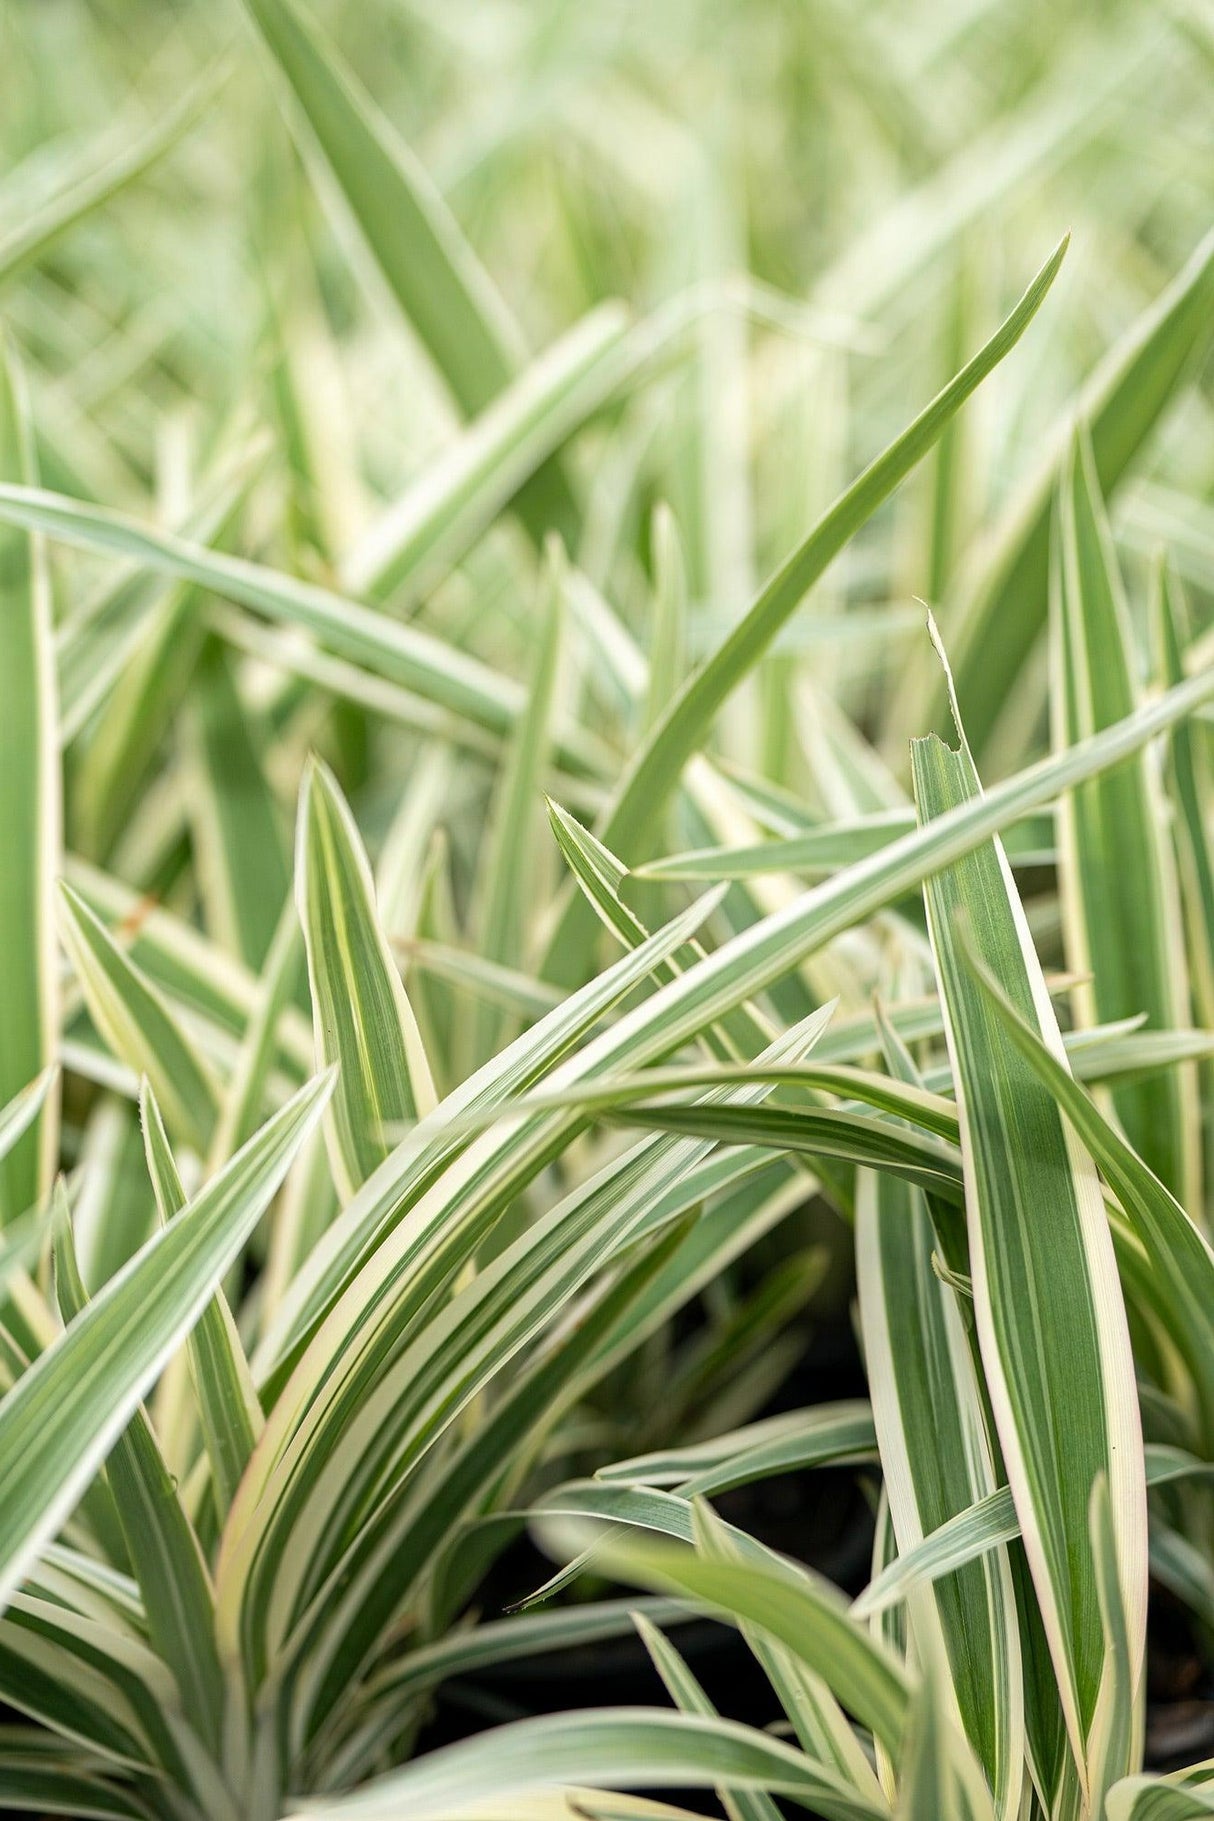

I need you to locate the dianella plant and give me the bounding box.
[1,0,1213,1817]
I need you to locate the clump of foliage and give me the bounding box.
[1,0,1214,1817]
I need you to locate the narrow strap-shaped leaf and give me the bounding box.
[57,442,261,751]
[290,1707,887,1821]
[1087,1475,1142,1812]
[856,1045,1022,1813]
[1053,426,1197,1205]
[511,1059,956,1138]
[959,939,1214,1451]
[0,1596,187,1779]
[226,1013,829,1712]
[854,1447,1214,1623]
[0,339,59,1225]
[262,658,1214,1413]
[0,1737,147,1818]
[545,804,856,1209]
[297,757,436,1198]
[348,1598,689,1715]
[282,1224,701,1756]
[141,1084,263,1518]
[60,856,310,1075]
[238,0,515,412]
[255,888,723,1387]
[0,485,600,774]
[465,543,564,1069]
[0,69,222,287]
[237,0,579,543]
[0,1069,331,1607]
[184,638,291,972]
[543,237,1067,982]
[51,1207,225,1754]
[633,1612,785,1821]
[1108,1773,1214,1819]
[57,883,220,1155]
[0,1071,56,1182]
[693,1499,887,1806]
[607,1102,964,1204]
[600,1401,876,1490]
[600,1503,911,1758]
[209,898,303,1170]
[894,1672,995,1821]
[949,224,1214,752]
[70,1094,155,1294]
[910,627,1146,1800]
[341,307,632,603]
[643,505,688,733]
[1152,560,1214,1198]
[547,800,755,1066]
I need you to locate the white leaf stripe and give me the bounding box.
[0,1072,332,1609]
[297,757,436,1198]
[911,680,1146,1796]
[1054,426,1198,1204]
[141,1083,263,1519]
[0,340,59,1228]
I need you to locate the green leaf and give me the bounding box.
[0,1730,147,1817]
[51,1204,225,1756]
[910,625,1146,1801]
[0,1071,56,1185]
[0,485,600,773]
[1108,1773,1214,1820]
[210,899,303,1169]
[851,1446,1212,1655]
[894,1672,995,1821]
[141,1083,263,1520]
[296,757,436,1197]
[1053,425,1197,1204]
[607,1101,964,1204]
[543,237,1068,981]
[341,307,632,604]
[602,1503,911,1758]
[643,505,688,734]
[633,1612,785,1821]
[465,542,564,1069]
[237,0,579,541]
[291,1706,887,1821]
[949,224,1214,752]
[856,1030,1021,1814]
[220,1011,827,1721]
[57,882,220,1156]
[599,1401,876,1492]
[0,71,223,288]
[184,639,291,972]
[0,339,59,1226]
[255,888,722,1388]
[959,939,1214,1453]
[0,1069,331,1609]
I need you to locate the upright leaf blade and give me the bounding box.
[51,1207,225,1754]
[0,340,59,1225]
[238,0,578,541]
[297,758,436,1199]
[0,1072,332,1608]
[184,639,291,973]
[57,884,220,1156]
[1053,427,1197,1205]
[466,543,564,1069]
[910,628,1146,1801]
[544,238,1067,982]
[141,1084,263,1519]
[855,1042,1022,1813]
[949,225,1214,752]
